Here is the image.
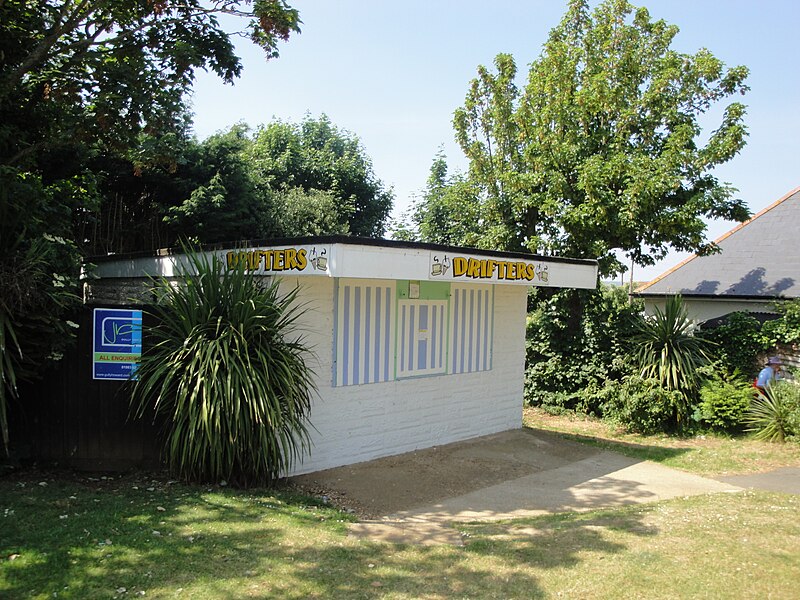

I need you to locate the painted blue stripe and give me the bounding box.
[343,285,350,386]
[467,290,475,373]
[438,305,444,369]
[431,304,437,369]
[364,287,371,383]
[418,304,428,370]
[483,289,490,369]
[408,304,415,370]
[459,289,467,374]
[452,290,460,373]
[400,303,406,373]
[374,287,381,382]
[353,287,361,385]
[384,287,391,380]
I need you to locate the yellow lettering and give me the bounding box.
[467,258,482,278]
[525,263,536,280]
[453,257,468,277]
[285,248,298,270]
[273,249,285,271]
[296,248,308,270]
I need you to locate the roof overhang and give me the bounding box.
[88,236,599,290]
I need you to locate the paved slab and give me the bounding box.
[393,451,741,523]
[715,467,800,495]
[294,428,744,544]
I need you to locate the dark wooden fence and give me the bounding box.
[9,306,161,471]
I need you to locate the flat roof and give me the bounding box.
[89,236,599,290]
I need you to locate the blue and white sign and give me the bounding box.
[92,308,143,380]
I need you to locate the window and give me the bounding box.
[397,300,447,378]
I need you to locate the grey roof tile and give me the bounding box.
[637,187,800,298]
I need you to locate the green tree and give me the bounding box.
[453,0,750,276]
[165,126,266,244]
[274,188,351,237]
[0,0,301,455]
[247,115,394,238]
[407,152,483,247]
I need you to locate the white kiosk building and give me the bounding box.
[88,237,598,474]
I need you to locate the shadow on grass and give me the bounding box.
[0,471,660,599]
[526,425,691,464]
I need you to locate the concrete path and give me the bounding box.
[715,467,800,495]
[294,428,748,545]
[390,450,740,523]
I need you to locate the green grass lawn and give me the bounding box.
[3,414,800,599]
[524,406,800,476]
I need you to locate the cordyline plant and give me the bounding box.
[130,247,315,486]
[630,294,713,423]
[746,381,800,443]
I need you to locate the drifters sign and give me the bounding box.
[429,253,549,284]
[225,245,330,274]
[211,242,597,289]
[90,238,599,290]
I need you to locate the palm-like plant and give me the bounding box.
[746,381,799,443]
[630,295,713,421]
[130,247,316,486]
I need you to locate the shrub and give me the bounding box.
[697,312,765,378]
[745,381,800,443]
[630,295,713,423]
[525,284,640,412]
[600,376,683,434]
[130,247,316,486]
[761,299,800,347]
[697,372,752,432]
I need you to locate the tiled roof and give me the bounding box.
[637,186,800,298]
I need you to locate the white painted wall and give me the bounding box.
[644,296,777,323]
[281,276,526,475]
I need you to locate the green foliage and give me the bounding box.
[402,151,483,247]
[630,295,713,421]
[0,167,83,455]
[247,115,394,238]
[697,312,766,378]
[165,126,265,244]
[525,284,641,412]
[745,381,800,443]
[600,376,684,435]
[274,188,351,237]
[130,248,316,485]
[451,0,750,275]
[761,299,800,347]
[0,1,300,450]
[697,371,753,432]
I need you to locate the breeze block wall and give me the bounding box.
[285,276,527,475]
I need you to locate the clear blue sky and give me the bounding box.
[190,0,800,281]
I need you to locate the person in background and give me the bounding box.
[755,356,782,393]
